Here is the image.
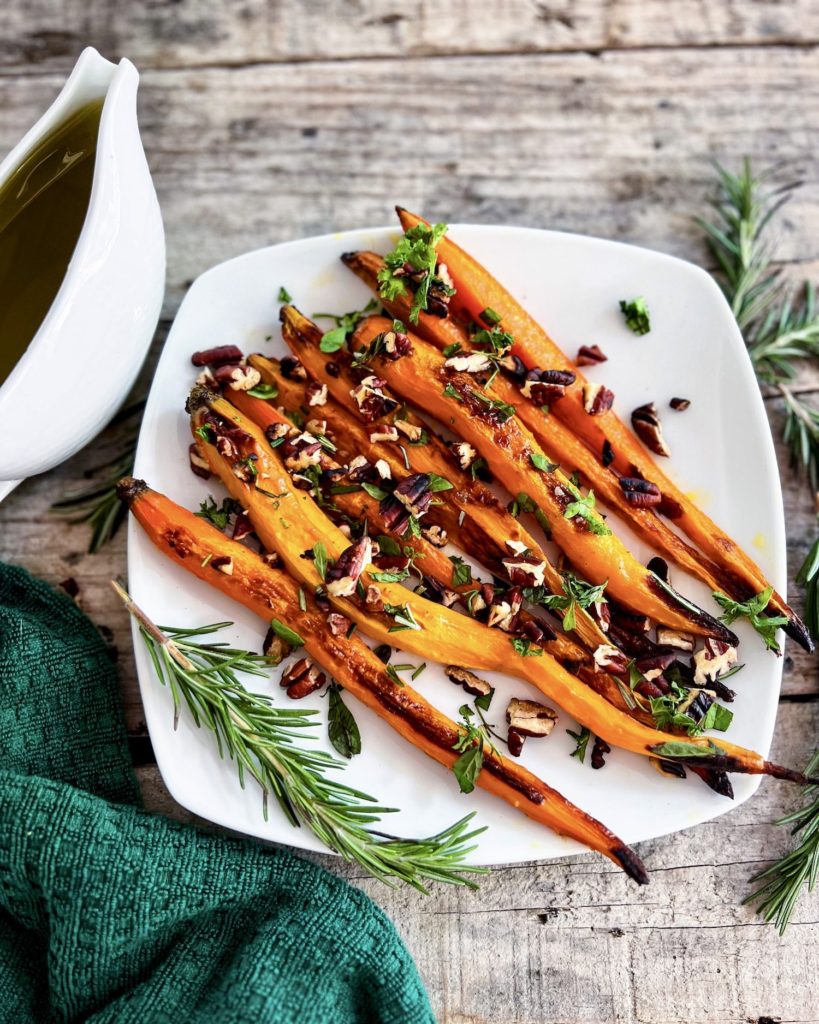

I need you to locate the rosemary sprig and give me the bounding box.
[112,582,485,891]
[745,748,819,934]
[51,399,144,552]
[700,161,819,486]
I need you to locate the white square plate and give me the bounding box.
[129,225,785,866]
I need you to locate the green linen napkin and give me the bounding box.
[0,562,434,1024]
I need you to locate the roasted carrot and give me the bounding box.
[394,209,811,652]
[275,306,611,653]
[343,250,747,601]
[186,385,810,784]
[352,314,737,643]
[119,476,648,881]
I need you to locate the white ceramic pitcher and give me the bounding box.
[0,47,165,501]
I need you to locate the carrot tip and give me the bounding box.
[116,476,147,506]
[613,845,649,885]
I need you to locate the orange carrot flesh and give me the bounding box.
[395,209,809,651]
[120,478,648,879]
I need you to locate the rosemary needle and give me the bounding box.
[112,582,486,892]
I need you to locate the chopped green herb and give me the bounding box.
[451,703,498,794]
[530,453,558,473]
[450,555,473,588]
[619,296,651,335]
[510,637,543,657]
[277,285,292,303]
[377,222,449,323]
[713,586,788,653]
[195,495,243,531]
[270,618,304,648]
[442,342,463,358]
[428,473,453,493]
[195,425,215,444]
[567,726,591,763]
[473,391,515,422]
[562,488,611,536]
[312,541,329,581]
[443,383,463,402]
[480,307,502,326]
[247,382,279,400]
[327,684,362,759]
[316,299,379,353]
[361,481,389,501]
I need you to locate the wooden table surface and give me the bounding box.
[2,3,819,1021]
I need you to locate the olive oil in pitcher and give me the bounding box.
[0,99,103,389]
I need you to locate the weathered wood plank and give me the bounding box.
[1,0,819,73]
[3,49,818,319]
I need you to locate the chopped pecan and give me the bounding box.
[521,368,576,405]
[445,665,493,699]
[656,627,694,652]
[516,616,556,644]
[370,425,399,443]
[191,345,244,367]
[619,476,662,507]
[326,612,350,636]
[306,381,328,407]
[632,402,670,457]
[576,344,607,366]
[450,440,477,470]
[188,443,212,479]
[422,524,448,547]
[393,474,432,518]
[281,658,326,699]
[602,439,615,468]
[506,698,557,737]
[279,356,307,381]
[445,352,492,373]
[374,459,392,480]
[394,418,424,442]
[502,554,547,587]
[306,418,327,436]
[231,513,253,542]
[670,396,690,411]
[583,382,615,415]
[365,584,384,612]
[593,644,630,675]
[325,537,373,597]
[634,652,678,681]
[381,329,412,360]
[210,555,234,575]
[350,375,398,422]
[262,626,291,664]
[213,363,262,391]
[692,638,738,685]
[507,728,525,757]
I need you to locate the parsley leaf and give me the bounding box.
[713,586,788,652]
[277,285,292,303]
[567,726,591,763]
[377,222,449,323]
[450,555,473,588]
[327,684,362,758]
[510,637,543,657]
[619,296,651,335]
[530,453,558,473]
[428,473,453,493]
[316,299,378,353]
[247,382,279,400]
[562,488,611,536]
[195,495,243,531]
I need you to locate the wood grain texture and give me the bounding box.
[1,0,819,73]
[1,10,818,1022]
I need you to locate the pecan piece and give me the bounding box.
[445,665,493,699]
[583,382,615,415]
[281,658,326,699]
[306,381,328,407]
[591,736,611,770]
[326,612,350,637]
[210,555,234,575]
[522,368,576,405]
[393,473,432,518]
[188,443,212,480]
[602,439,615,468]
[506,698,557,738]
[325,536,373,597]
[692,638,738,685]
[502,554,547,587]
[619,476,662,507]
[262,626,291,664]
[593,644,630,675]
[191,344,244,367]
[445,352,492,373]
[450,440,477,470]
[279,356,307,381]
[656,627,694,652]
[670,396,691,411]
[632,402,670,457]
[213,363,262,391]
[576,344,607,366]
[394,418,424,442]
[422,524,448,547]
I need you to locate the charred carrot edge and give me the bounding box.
[186,385,809,785]
[119,477,648,881]
[395,209,811,653]
[343,250,745,600]
[352,313,737,644]
[274,307,611,654]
